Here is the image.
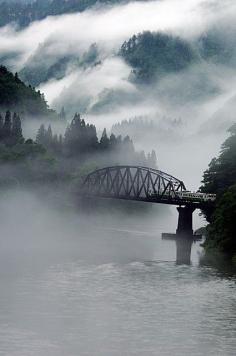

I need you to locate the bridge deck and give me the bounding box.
[80,193,212,210]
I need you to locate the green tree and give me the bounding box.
[100,128,109,150]
[36,124,47,146]
[206,185,236,256]
[2,111,12,144]
[201,123,236,196]
[0,113,3,141]
[12,113,23,144]
[64,113,98,156]
[147,150,157,168]
[201,123,236,256]
[109,133,117,149]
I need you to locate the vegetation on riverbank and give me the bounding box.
[201,123,236,261]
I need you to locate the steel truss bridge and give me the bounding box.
[81,166,209,209]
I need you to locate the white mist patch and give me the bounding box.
[39,57,135,108]
[38,71,79,104]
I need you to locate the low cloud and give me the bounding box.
[0,0,234,69]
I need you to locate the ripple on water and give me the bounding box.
[0,259,236,356]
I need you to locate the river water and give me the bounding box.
[0,191,236,356]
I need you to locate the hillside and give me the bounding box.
[20,43,99,87]
[120,31,198,83]
[0,65,56,118]
[0,0,129,28]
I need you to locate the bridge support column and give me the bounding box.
[175,206,195,265]
[176,206,195,236]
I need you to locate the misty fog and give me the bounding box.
[1,189,235,356]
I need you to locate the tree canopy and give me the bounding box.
[201,123,236,196]
[201,123,236,257]
[36,113,157,168]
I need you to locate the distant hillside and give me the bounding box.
[198,26,236,67]
[0,0,130,28]
[20,43,99,87]
[120,31,198,83]
[111,116,184,145]
[0,65,56,118]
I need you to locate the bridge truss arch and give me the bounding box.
[82,166,187,205]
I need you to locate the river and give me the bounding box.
[0,191,236,356]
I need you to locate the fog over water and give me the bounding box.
[0,190,236,355]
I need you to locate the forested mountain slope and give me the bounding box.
[0,65,56,118]
[120,31,198,83]
[0,0,134,27]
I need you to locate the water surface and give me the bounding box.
[0,192,235,356]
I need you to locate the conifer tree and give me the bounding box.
[12,113,23,144]
[123,135,135,154]
[109,133,117,149]
[2,111,12,142]
[64,113,99,156]
[147,150,157,167]
[100,128,109,149]
[36,124,46,146]
[201,123,236,195]
[0,113,3,141]
[47,125,53,143]
[58,134,63,152]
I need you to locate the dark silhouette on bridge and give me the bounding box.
[81,166,215,264]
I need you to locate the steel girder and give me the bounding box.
[81,166,187,204]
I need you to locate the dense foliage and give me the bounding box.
[201,124,236,196]
[206,185,236,256]
[201,124,236,257]
[0,110,57,187]
[36,113,157,167]
[0,110,23,146]
[0,66,56,118]
[120,32,197,83]
[0,110,157,188]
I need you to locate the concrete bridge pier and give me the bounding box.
[176,206,195,236]
[175,206,195,264]
[162,206,202,264]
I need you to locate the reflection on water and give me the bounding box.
[0,192,236,356]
